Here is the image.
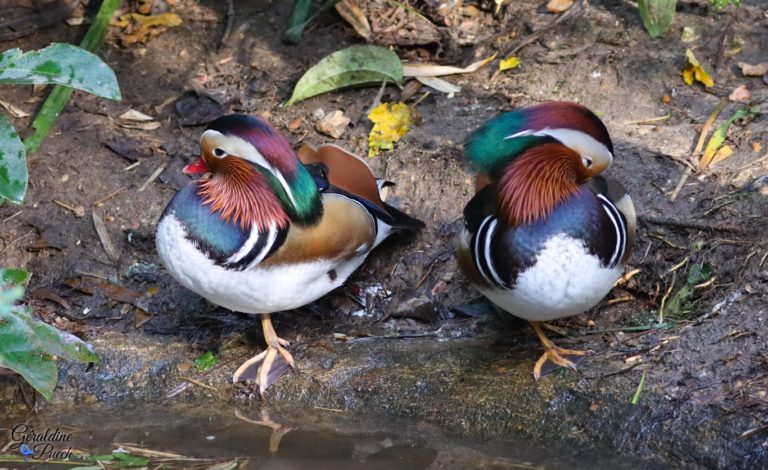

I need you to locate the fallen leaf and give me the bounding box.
[287,117,304,131]
[174,90,230,126]
[752,141,762,152]
[415,76,461,96]
[680,26,700,43]
[0,99,29,118]
[700,107,758,168]
[315,110,350,139]
[63,277,143,306]
[335,0,371,39]
[728,85,751,103]
[546,0,574,13]
[114,13,182,47]
[711,144,733,166]
[737,62,768,77]
[286,45,403,106]
[403,53,497,77]
[682,49,714,88]
[119,109,155,121]
[368,102,419,158]
[499,56,520,71]
[116,120,162,130]
[92,210,119,262]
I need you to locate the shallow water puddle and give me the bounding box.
[1,403,654,469]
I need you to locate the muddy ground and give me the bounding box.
[1,0,767,468]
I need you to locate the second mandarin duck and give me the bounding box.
[457,102,636,379]
[157,115,423,393]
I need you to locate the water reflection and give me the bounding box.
[0,403,657,469]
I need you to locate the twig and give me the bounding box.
[640,215,745,233]
[137,163,167,192]
[623,113,672,125]
[509,0,585,55]
[219,0,235,48]
[657,272,676,324]
[93,186,124,206]
[180,377,219,392]
[2,210,23,223]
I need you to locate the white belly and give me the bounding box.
[157,215,367,313]
[479,233,623,321]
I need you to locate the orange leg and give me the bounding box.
[530,321,589,380]
[233,313,295,394]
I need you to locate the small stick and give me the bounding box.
[93,186,124,207]
[219,0,236,48]
[180,377,219,392]
[2,210,23,223]
[657,272,676,324]
[640,215,745,233]
[614,268,641,287]
[623,113,672,125]
[137,163,167,192]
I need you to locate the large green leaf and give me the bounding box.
[0,114,27,203]
[23,0,121,155]
[0,307,58,399]
[638,0,677,38]
[0,267,30,287]
[0,266,99,399]
[285,45,403,106]
[0,43,120,99]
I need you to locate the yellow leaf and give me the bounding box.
[711,144,733,166]
[367,102,419,158]
[682,49,714,88]
[682,66,694,85]
[499,56,520,71]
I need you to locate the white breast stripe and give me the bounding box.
[474,216,494,284]
[225,225,265,265]
[246,223,278,270]
[597,194,625,268]
[274,171,298,209]
[484,219,507,287]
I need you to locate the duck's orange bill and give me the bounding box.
[183,157,209,174]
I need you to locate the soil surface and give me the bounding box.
[1,0,767,468]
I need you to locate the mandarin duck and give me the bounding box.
[457,102,636,379]
[157,115,423,393]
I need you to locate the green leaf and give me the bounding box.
[193,350,217,371]
[638,0,677,38]
[665,263,713,319]
[0,268,32,287]
[0,267,30,287]
[700,106,758,168]
[286,45,403,106]
[0,44,120,99]
[0,309,58,400]
[23,0,121,155]
[630,370,647,405]
[111,452,149,467]
[0,114,28,203]
[282,0,341,45]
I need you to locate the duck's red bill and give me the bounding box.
[183,157,209,174]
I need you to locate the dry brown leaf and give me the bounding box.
[0,99,29,118]
[415,76,461,96]
[711,144,734,166]
[403,53,497,77]
[737,62,768,77]
[728,85,751,103]
[335,0,371,39]
[547,0,574,13]
[119,109,155,121]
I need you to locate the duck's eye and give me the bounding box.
[214,148,227,157]
[582,157,593,168]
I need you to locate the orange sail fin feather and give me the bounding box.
[496,143,588,226]
[198,156,289,231]
[298,143,387,211]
